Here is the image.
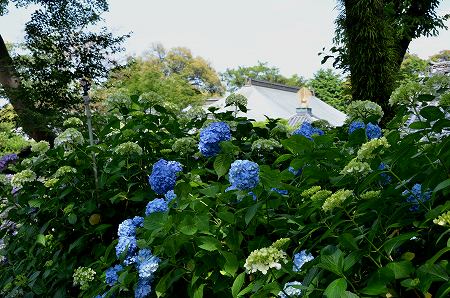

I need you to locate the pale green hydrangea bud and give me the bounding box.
[251,139,282,152]
[310,190,332,201]
[226,93,248,107]
[73,267,96,291]
[31,141,50,154]
[389,81,425,106]
[54,128,85,149]
[346,100,383,123]
[114,142,143,156]
[360,190,381,200]
[172,137,197,155]
[322,189,353,212]
[63,117,84,127]
[440,93,450,107]
[244,244,288,275]
[44,178,59,188]
[54,166,77,178]
[433,211,450,227]
[301,186,321,198]
[271,238,290,250]
[104,93,132,110]
[11,169,36,188]
[340,158,371,176]
[21,158,33,168]
[357,137,390,160]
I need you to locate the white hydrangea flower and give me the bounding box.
[322,189,353,212]
[244,241,288,275]
[54,128,85,150]
[63,117,84,127]
[114,142,143,156]
[31,141,50,154]
[340,158,371,176]
[73,267,96,291]
[357,137,390,160]
[11,170,36,188]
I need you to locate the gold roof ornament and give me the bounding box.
[297,87,312,108]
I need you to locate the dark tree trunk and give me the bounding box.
[0,34,55,143]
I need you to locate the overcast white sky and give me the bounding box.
[0,0,449,81]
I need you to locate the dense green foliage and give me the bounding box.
[1,74,449,297]
[0,104,29,155]
[221,61,306,92]
[308,69,350,112]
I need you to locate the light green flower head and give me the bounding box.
[310,190,332,201]
[433,211,450,227]
[54,128,85,149]
[73,267,96,291]
[104,92,132,110]
[360,190,381,200]
[226,93,248,107]
[251,139,282,152]
[11,169,36,188]
[54,166,77,178]
[114,141,143,156]
[63,117,84,127]
[346,100,383,123]
[389,81,425,106]
[44,178,59,188]
[301,186,321,198]
[172,137,197,155]
[31,141,50,154]
[340,158,371,176]
[322,189,353,212]
[357,137,390,160]
[244,242,288,275]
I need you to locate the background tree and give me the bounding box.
[0,104,29,154]
[330,0,447,120]
[221,61,306,92]
[0,0,126,142]
[308,69,350,112]
[398,53,429,81]
[430,49,450,62]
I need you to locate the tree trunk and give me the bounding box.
[0,34,55,142]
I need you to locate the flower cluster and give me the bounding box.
[378,163,392,184]
[148,159,182,195]
[116,216,144,263]
[0,154,18,172]
[145,198,169,216]
[244,240,288,275]
[310,190,332,201]
[104,93,132,110]
[433,211,450,226]
[63,117,84,127]
[293,250,314,272]
[346,100,384,123]
[11,169,36,188]
[73,267,96,291]
[322,189,353,212]
[348,121,365,134]
[164,190,177,203]
[301,186,321,198]
[225,93,248,107]
[348,121,382,140]
[31,141,50,154]
[105,264,123,286]
[172,137,197,155]
[198,122,231,157]
[340,158,371,176]
[292,122,324,140]
[357,137,390,160]
[251,139,282,152]
[402,183,431,211]
[360,190,381,200]
[54,128,85,149]
[278,281,302,298]
[54,166,77,178]
[114,142,143,156]
[228,160,260,191]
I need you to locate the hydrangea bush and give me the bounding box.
[0,79,449,297]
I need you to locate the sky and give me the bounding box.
[0,0,449,82]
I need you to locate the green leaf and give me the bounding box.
[274,154,292,164]
[324,278,347,298]
[317,246,344,276]
[179,216,198,236]
[245,202,262,225]
[221,251,239,277]
[434,179,450,194]
[409,121,430,129]
[386,261,414,279]
[214,154,232,178]
[68,213,77,224]
[193,283,205,298]
[28,199,42,208]
[361,267,394,295]
[420,106,444,121]
[231,272,245,298]
[36,234,46,246]
[197,236,221,251]
[383,232,417,256]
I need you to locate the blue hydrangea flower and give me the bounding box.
[105,264,123,286]
[198,122,231,157]
[366,123,382,140]
[348,121,365,134]
[135,278,152,298]
[293,250,314,272]
[132,216,144,227]
[116,236,137,259]
[402,183,431,211]
[378,163,392,185]
[0,154,18,172]
[288,167,302,176]
[136,249,160,279]
[271,188,288,195]
[228,160,260,190]
[145,198,168,216]
[278,281,302,298]
[164,190,177,203]
[292,122,324,140]
[148,159,182,194]
[95,293,107,298]
[118,219,138,237]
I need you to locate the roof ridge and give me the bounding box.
[248,78,301,93]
